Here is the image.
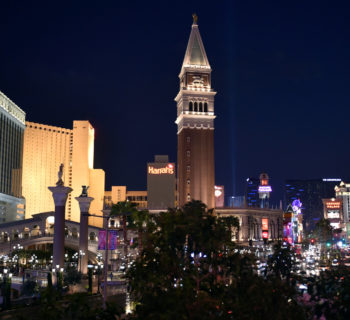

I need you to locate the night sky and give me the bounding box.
[1,1,349,205]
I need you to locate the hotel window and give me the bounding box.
[199,102,203,112]
[194,102,198,112]
[187,179,190,185]
[187,165,190,172]
[186,150,190,157]
[189,101,193,111]
[187,194,191,201]
[186,136,190,143]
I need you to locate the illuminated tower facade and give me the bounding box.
[22,120,105,227]
[175,15,216,208]
[258,173,271,208]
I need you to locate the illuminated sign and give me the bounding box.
[148,164,174,175]
[325,202,341,209]
[214,185,224,207]
[214,185,223,198]
[327,211,340,219]
[262,218,268,230]
[258,186,272,193]
[322,179,341,182]
[262,231,268,239]
[292,199,303,214]
[330,222,340,229]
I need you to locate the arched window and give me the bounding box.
[194,102,198,112]
[199,102,203,112]
[72,228,78,239]
[189,101,193,111]
[204,103,208,112]
[89,232,96,241]
[187,194,191,201]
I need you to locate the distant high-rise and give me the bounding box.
[176,14,216,208]
[0,91,26,222]
[245,178,260,207]
[335,181,350,238]
[245,173,272,209]
[284,178,341,230]
[22,120,105,227]
[258,173,272,208]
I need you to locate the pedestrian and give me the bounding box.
[110,272,113,281]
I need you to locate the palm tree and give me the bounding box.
[130,209,149,253]
[110,201,138,258]
[314,218,333,262]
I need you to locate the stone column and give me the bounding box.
[75,196,94,275]
[101,209,111,271]
[48,186,72,269]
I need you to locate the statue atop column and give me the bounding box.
[80,185,89,197]
[56,163,64,186]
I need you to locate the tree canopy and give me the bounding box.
[126,200,305,319]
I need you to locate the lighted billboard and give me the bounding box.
[262,218,268,239]
[214,185,224,207]
[147,157,175,210]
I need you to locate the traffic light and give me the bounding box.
[326,242,331,248]
[310,238,315,245]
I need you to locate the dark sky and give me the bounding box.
[1,0,349,205]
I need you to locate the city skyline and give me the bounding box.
[1,1,350,204]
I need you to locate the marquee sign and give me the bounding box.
[258,186,272,193]
[325,202,341,209]
[148,164,174,175]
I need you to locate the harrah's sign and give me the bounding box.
[148,164,174,175]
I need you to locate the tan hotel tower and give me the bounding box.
[22,120,105,227]
[175,15,216,208]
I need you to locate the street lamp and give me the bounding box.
[79,250,85,273]
[1,268,12,310]
[83,213,112,310]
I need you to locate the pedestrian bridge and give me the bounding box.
[0,212,101,258]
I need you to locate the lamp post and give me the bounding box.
[1,268,12,310]
[82,213,111,310]
[79,250,85,273]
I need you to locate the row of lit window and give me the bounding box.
[27,125,71,135]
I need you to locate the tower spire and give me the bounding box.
[180,15,210,73]
[192,13,198,25]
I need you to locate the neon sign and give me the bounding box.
[262,231,268,239]
[258,186,272,192]
[214,186,223,198]
[326,202,341,209]
[148,164,174,175]
[262,218,268,230]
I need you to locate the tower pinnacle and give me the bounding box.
[192,13,198,25]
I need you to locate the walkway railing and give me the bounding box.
[0,233,98,245]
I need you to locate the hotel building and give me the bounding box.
[104,186,147,209]
[147,155,175,211]
[0,91,26,222]
[22,120,105,227]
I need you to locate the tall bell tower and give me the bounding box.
[175,14,216,208]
